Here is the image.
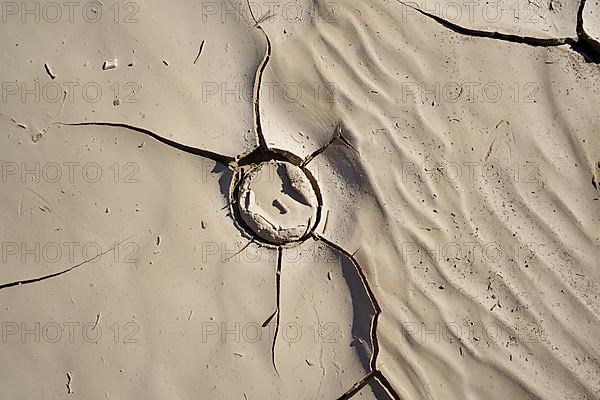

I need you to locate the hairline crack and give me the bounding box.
[53,121,235,167]
[0,238,131,291]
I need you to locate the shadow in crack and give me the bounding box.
[275,238,381,399]
[339,251,377,371]
[214,162,234,201]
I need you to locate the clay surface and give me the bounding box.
[0,0,599,399]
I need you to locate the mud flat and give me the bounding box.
[0,0,599,399]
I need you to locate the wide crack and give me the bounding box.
[576,0,600,58]
[227,119,400,397]
[312,233,401,400]
[394,0,600,63]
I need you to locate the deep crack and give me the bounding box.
[374,371,402,400]
[313,233,402,400]
[395,0,572,45]
[394,0,600,63]
[337,371,377,399]
[576,0,600,60]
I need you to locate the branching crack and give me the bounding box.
[337,371,376,399]
[313,233,401,400]
[373,371,402,400]
[336,369,402,399]
[53,122,234,167]
[224,238,255,262]
[302,124,358,167]
[262,309,277,327]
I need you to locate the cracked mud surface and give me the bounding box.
[1,0,600,399]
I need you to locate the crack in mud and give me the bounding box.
[271,246,283,376]
[25,7,393,396]
[224,238,255,262]
[0,243,122,291]
[313,233,402,400]
[302,125,358,167]
[576,0,600,58]
[246,0,273,152]
[262,309,277,327]
[394,0,600,62]
[396,0,572,45]
[338,371,377,399]
[373,371,402,400]
[194,40,206,64]
[53,122,235,166]
[66,372,73,394]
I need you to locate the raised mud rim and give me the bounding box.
[228,148,323,248]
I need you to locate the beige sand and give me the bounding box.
[1,0,599,399]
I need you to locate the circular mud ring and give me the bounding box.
[236,160,318,245]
